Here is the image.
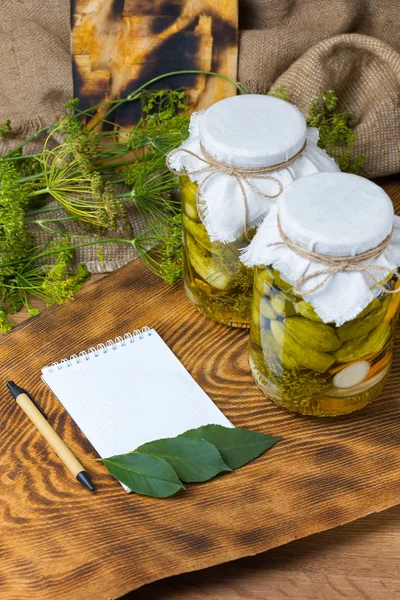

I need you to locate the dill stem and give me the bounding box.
[26,205,61,216]
[19,172,46,184]
[3,153,42,161]
[31,216,80,224]
[89,70,246,131]
[29,188,49,197]
[0,238,135,269]
[2,125,54,159]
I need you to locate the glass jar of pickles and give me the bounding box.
[168,94,339,328]
[243,173,400,416]
[181,175,254,328]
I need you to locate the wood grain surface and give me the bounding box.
[71,0,238,127]
[1,176,399,600]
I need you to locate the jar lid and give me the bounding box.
[242,172,400,325]
[199,95,307,168]
[280,172,394,256]
[167,97,339,243]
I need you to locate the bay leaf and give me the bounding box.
[137,436,231,482]
[103,452,184,498]
[181,425,282,469]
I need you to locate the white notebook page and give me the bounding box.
[41,329,232,460]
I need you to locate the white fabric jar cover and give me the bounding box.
[167,94,339,243]
[242,172,400,326]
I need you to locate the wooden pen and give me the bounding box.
[6,381,94,491]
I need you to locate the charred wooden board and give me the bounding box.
[1,192,400,597]
[71,0,238,126]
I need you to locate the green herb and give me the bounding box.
[137,436,231,482]
[134,214,183,285]
[181,424,282,470]
[0,120,12,140]
[306,90,365,174]
[268,86,291,102]
[103,425,282,498]
[268,87,365,174]
[103,452,184,498]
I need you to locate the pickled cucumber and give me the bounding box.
[261,329,297,372]
[260,297,277,320]
[271,269,293,292]
[356,297,380,320]
[284,317,342,352]
[295,300,323,322]
[181,176,200,221]
[337,297,389,341]
[183,214,211,251]
[271,321,334,372]
[270,295,296,317]
[335,322,391,363]
[186,233,234,291]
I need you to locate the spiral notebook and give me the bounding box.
[41,327,231,489]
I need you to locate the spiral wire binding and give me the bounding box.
[42,327,152,373]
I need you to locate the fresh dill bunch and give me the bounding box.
[306,90,365,174]
[0,309,13,332]
[140,89,188,121]
[34,139,129,229]
[127,89,190,155]
[129,113,190,155]
[268,86,291,102]
[123,151,180,223]
[8,149,42,180]
[41,240,90,304]
[134,214,183,284]
[0,161,34,269]
[267,87,365,174]
[95,180,128,231]
[58,109,99,171]
[0,236,90,331]
[0,120,12,140]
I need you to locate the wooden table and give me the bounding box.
[7,176,400,600]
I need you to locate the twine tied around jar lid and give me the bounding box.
[166,140,307,235]
[267,215,400,295]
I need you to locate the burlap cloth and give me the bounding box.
[1,0,400,271]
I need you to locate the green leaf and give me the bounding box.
[137,436,231,482]
[181,425,282,470]
[103,452,184,498]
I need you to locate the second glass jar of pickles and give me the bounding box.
[168,94,339,328]
[243,173,400,417]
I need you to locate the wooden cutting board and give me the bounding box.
[1,249,400,599]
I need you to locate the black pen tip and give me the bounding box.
[76,471,95,491]
[6,381,24,399]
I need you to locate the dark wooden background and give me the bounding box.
[71,0,238,127]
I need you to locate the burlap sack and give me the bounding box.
[239,0,400,179]
[270,34,400,179]
[1,0,400,272]
[0,1,71,155]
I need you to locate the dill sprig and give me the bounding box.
[269,87,365,174]
[306,90,365,174]
[0,120,12,140]
[134,214,183,285]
